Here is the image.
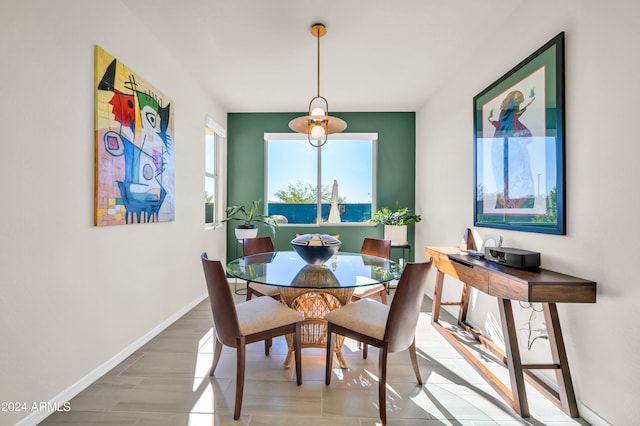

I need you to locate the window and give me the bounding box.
[205,118,225,227]
[265,133,376,225]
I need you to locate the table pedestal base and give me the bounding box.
[279,287,354,369]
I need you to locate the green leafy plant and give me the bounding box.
[369,202,422,225]
[221,200,277,233]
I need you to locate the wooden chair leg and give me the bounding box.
[234,338,246,420]
[265,338,272,356]
[209,337,223,376]
[408,339,422,385]
[325,327,335,385]
[246,284,253,301]
[379,344,388,425]
[294,322,302,385]
[357,340,368,358]
[380,289,388,305]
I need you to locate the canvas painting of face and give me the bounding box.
[94,45,175,226]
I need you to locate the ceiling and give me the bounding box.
[121,0,524,113]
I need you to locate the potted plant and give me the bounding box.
[222,200,278,242]
[370,202,421,245]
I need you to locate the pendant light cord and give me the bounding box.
[316,27,321,97]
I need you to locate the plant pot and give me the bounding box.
[384,224,407,245]
[235,224,258,243]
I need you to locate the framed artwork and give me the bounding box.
[94,46,175,226]
[473,32,565,235]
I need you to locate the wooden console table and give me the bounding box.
[425,246,596,418]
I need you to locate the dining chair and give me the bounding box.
[351,237,392,304]
[201,253,303,420]
[324,260,433,425]
[243,236,280,301]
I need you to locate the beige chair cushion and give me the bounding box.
[352,283,386,299]
[236,296,303,336]
[324,299,389,340]
[248,282,281,296]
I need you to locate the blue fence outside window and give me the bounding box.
[268,203,372,224]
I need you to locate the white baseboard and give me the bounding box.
[15,293,208,426]
[579,401,612,426]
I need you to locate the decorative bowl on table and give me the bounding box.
[291,233,341,265]
[291,264,339,287]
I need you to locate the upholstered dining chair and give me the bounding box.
[351,237,392,304]
[324,260,433,425]
[243,236,280,301]
[201,253,303,420]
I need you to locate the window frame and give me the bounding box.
[205,117,226,228]
[264,132,378,227]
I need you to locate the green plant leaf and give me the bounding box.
[220,200,278,234]
[369,202,421,225]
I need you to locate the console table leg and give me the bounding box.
[498,298,529,417]
[432,270,445,323]
[458,283,470,325]
[543,303,579,417]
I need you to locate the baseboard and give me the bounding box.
[579,401,612,426]
[15,293,208,426]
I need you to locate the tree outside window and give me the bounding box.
[265,133,376,225]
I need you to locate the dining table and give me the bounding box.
[226,250,401,368]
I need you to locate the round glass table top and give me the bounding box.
[226,251,401,289]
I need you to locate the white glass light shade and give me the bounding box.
[311,107,326,117]
[310,124,326,140]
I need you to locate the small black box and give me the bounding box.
[484,247,540,269]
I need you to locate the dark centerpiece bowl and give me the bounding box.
[291,233,341,265]
[291,264,339,288]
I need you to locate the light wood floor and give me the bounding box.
[41,283,590,425]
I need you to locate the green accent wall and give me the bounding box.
[226,112,416,262]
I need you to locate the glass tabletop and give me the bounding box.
[226,251,401,289]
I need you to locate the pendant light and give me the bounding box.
[288,23,347,147]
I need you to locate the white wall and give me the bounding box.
[0,1,227,425]
[415,1,640,424]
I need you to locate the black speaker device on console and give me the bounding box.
[484,247,540,269]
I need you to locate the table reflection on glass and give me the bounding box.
[227,251,401,368]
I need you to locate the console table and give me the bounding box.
[425,246,596,418]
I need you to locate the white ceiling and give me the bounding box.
[121,0,524,113]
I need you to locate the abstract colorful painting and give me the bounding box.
[94,46,175,226]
